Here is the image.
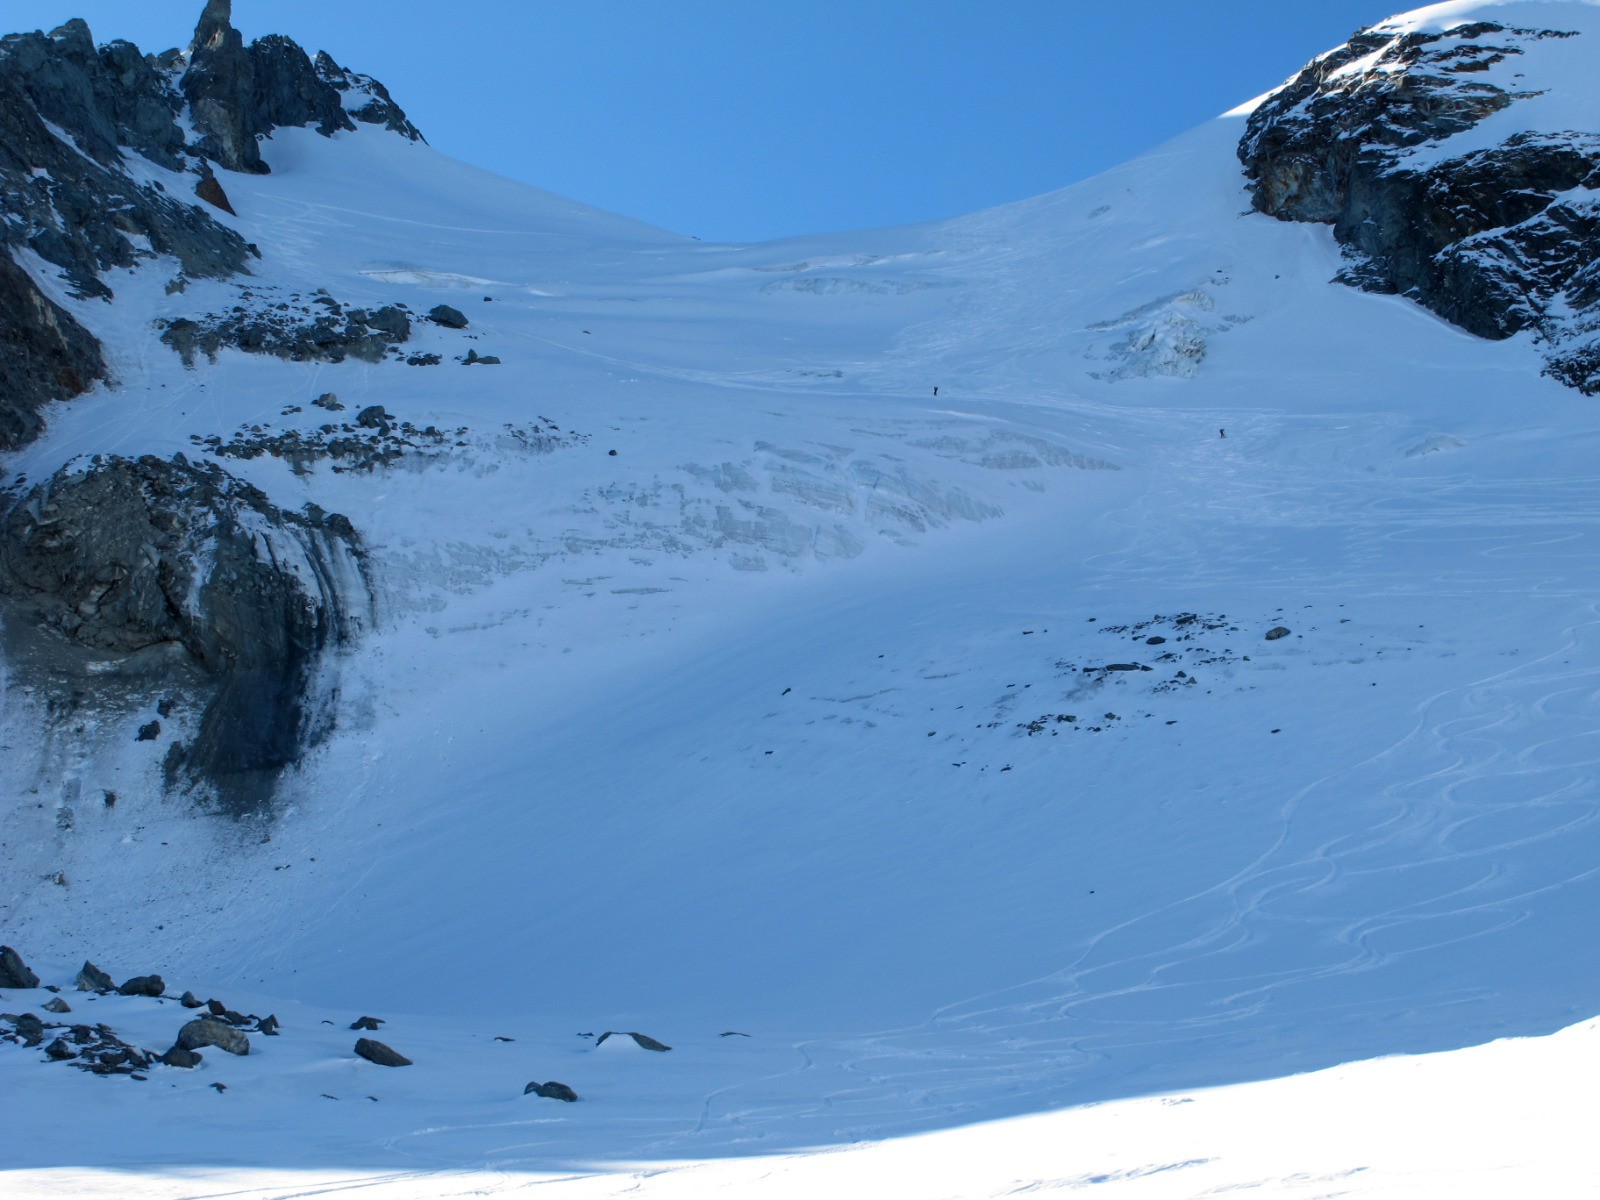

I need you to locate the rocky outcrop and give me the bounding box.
[182,2,422,174]
[0,455,372,805]
[0,5,425,449]
[0,256,106,451]
[314,50,425,142]
[0,23,255,297]
[1239,18,1600,392]
[160,299,413,366]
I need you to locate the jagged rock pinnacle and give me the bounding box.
[193,0,234,50]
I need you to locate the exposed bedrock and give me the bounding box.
[0,455,372,807]
[183,0,423,174]
[0,255,107,452]
[1239,20,1600,393]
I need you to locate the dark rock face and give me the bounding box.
[0,256,108,451]
[0,455,371,804]
[0,945,40,989]
[354,1037,411,1066]
[1239,19,1600,392]
[177,1016,249,1055]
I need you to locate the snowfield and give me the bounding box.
[5,2,1600,1195]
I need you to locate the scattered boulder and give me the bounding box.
[177,1017,250,1056]
[75,962,114,992]
[256,1014,280,1035]
[179,991,204,1009]
[42,997,71,1014]
[44,1037,77,1061]
[427,304,468,329]
[354,1037,411,1067]
[12,1013,46,1046]
[312,392,344,411]
[0,946,39,989]
[349,1015,384,1031]
[1265,627,1291,641]
[461,349,500,365]
[159,1043,202,1068]
[136,721,162,742]
[524,1080,578,1102]
[117,975,165,997]
[595,1030,672,1052]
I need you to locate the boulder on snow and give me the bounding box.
[44,1037,77,1061]
[11,1012,46,1046]
[594,1030,672,1052]
[354,1037,411,1067]
[117,974,165,997]
[0,946,39,989]
[179,991,205,1009]
[75,962,114,992]
[177,1017,250,1056]
[524,1080,578,1101]
[349,1015,385,1031]
[1265,626,1291,641]
[427,304,468,329]
[160,1043,203,1068]
[42,997,71,1014]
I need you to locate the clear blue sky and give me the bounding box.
[11,1,1390,241]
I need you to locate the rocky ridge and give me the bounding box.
[0,0,423,449]
[1239,16,1600,392]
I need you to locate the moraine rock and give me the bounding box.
[427,304,469,329]
[179,991,204,1009]
[0,946,39,989]
[11,1013,46,1046]
[1265,626,1291,641]
[42,997,72,1014]
[354,1037,411,1067]
[117,974,165,997]
[524,1080,579,1102]
[159,1043,202,1068]
[0,454,372,807]
[44,1037,77,1061]
[75,962,115,992]
[594,1030,672,1051]
[1239,16,1600,393]
[177,1017,249,1056]
[349,1015,385,1031]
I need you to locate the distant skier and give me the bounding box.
[1219,428,1226,438]
[933,386,939,397]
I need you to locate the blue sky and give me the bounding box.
[12,1,1388,241]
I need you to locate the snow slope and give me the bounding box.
[4,2,1600,1194]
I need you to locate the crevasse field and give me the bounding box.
[4,1,1600,1195]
